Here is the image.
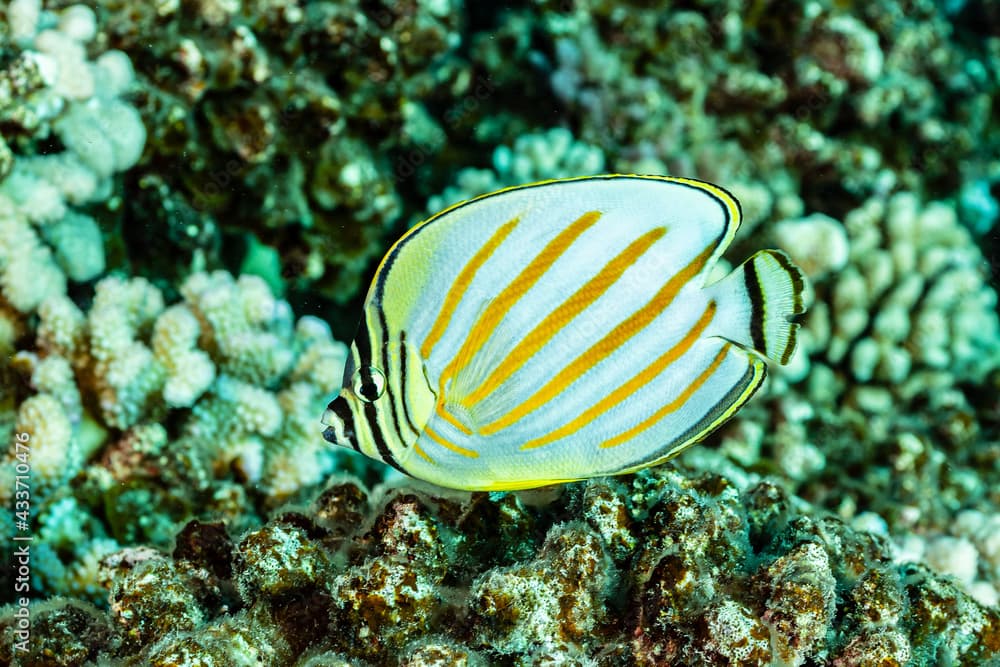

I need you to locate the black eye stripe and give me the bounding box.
[342,350,357,388]
[353,312,374,367]
[398,331,419,435]
[351,366,386,402]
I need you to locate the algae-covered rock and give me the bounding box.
[4,472,997,665]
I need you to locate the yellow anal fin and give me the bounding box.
[481,477,582,491]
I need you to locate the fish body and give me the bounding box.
[322,175,805,491]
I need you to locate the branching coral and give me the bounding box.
[0,1,145,313]
[703,191,1000,607]
[0,270,355,604]
[0,7,372,603]
[777,192,1000,407]
[426,127,606,213]
[83,0,470,301]
[475,0,999,241]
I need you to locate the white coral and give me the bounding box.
[0,199,66,312]
[771,213,849,281]
[781,192,1000,404]
[0,1,146,311]
[14,393,77,487]
[181,271,295,384]
[86,277,167,429]
[37,293,85,357]
[153,305,216,408]
[8,0,42,44]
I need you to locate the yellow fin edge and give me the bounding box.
[480,477,583,491]
[369,174,741,309]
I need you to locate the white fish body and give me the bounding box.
[322,175,805,491]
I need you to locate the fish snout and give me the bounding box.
[321,395,357,450]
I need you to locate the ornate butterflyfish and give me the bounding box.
[321,175,805,491]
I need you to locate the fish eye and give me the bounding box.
[350,366,386,402]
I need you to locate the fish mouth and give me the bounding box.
[321,419,356,450]
[320,396,357,450]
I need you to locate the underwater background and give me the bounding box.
[0,0,998,664]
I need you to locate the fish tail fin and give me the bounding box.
[705,249,805,364]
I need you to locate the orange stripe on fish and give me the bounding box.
[421,216,521,360]
[479,241,716,436]
[600,344,731,450]
[435,400,473,435]
[520,300,717,450]
[461,226,668,407]
[438,210,604,398]
[413,443,435,463]
[425,425,479,458]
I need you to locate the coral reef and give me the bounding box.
[425,127,606,213]
[0,0,144,313]
[0,0,998,663]
[514,0,1000,219]
[704,189,1000,609]
[776,191,999,403]
[0,269,366,604]
[1,469,997,666]
[83,0,471,302]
